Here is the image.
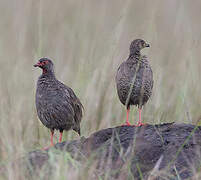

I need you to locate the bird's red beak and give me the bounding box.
[34,61,41,67]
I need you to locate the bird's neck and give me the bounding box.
[129,49,141,57]
[41,70,56,79]
[128,50,142,62]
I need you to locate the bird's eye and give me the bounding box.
[40,61,46,66]
[40,61,48,65]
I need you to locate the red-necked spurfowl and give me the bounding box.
[115,39,153,126]
[34,58,83,147]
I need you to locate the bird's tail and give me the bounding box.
[73,98,83,136]
[77,128,81,136]
[73,126,81,136]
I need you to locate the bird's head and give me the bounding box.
[34,58,54,74]
[130,39,150,55]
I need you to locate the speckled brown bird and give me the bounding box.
[115,39,153,126]
[34,58,83,147]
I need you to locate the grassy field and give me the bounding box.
[0,0,201,179]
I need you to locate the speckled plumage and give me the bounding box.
[115,39,153,126]
[35,58,83,137]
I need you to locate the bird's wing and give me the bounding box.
[38,89,75,128]
[138,56,154,96]
[142,56,153,87]
[58,81,83,124]
[116,61,132,81]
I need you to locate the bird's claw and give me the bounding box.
[122,121,132,126]
[42,144,54,150]
[136,122,146,127]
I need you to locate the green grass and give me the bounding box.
[0,0,201,179]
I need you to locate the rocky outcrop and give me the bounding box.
[20,123,201,179]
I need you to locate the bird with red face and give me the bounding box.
[34,58,83,148]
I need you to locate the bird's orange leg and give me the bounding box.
[136,108,146,126]
[122,108,132,126]
[126,108,131,126]
[43,130,54,150]
[50,130,54,146]
[59,132,63,143]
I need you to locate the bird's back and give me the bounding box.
[116,55,153,108]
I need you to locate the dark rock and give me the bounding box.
[24,123,201,179]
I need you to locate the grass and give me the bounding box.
[0,0,201,179]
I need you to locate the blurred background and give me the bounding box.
[0,0,201,169]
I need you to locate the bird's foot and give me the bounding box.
[136,122,146,127]
[42,144,54,151]
[122,121,133,126]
